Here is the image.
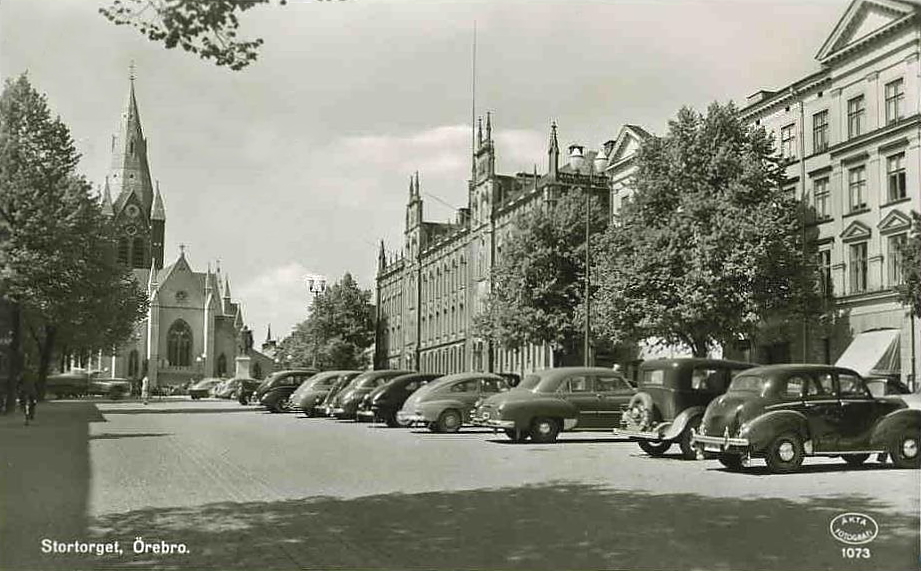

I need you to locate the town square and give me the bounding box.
[1,0,920,570]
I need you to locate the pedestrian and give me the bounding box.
[141,375,150,405]
[18,373,37,426]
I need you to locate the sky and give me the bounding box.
[0,0,848,342]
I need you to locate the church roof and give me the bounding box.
[151,182,165,221]
[110,76,155,219]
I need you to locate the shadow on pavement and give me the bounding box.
[0,401,102,571]
[100,408,255,415]
[74,482,921,571]
[88,433,173,441]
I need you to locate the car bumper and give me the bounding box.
[397,411,429,425]
[691,433,751,453]
[472,415,515,429]
[356,409,375,420]
[613,428,667,441]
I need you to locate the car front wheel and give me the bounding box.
[718,454,743,471]
[764,432,805,474]
[436,409,462,433]
[678,417,702,460]
[637,440,671,457]
[530,417,560,444]
[889,430,920,469]
[504,428,530,443]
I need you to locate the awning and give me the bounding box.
[835,328,901,377]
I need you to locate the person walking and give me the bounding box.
[18,373,37,426]
[141,375,150,405]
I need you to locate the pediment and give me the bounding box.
[817,0,917,62]
[841,220,872,242]
[605,124,652,170]
[878,209,912,233]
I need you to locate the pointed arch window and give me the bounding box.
[167,320,193,367]
[128,350,140,379]
[132,237,146,267]
[118,238,129,266]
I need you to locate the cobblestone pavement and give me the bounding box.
[1,398,918,571]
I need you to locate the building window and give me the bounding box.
[813,177,830,220]
[167,320,193,366]
[888,233,907,287]
[128,350,140,379]
[812,110,828,153]
[217,353,227,377]
[117,238,129,266]
[780,123,796,159]
[887,153,906,202]
[848,242,868,293]
[131,237,145,267]
[885,78,904,125]
[817,249,832,298]
[847,95,865,139]
[847,166,867,212]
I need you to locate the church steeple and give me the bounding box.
[100,178,114,217]
[109,68,154,218]
[548,121,560,179]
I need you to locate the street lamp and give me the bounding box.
[569,144,608,367]
[306,277,327,368]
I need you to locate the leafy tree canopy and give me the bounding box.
[473,188,608,362]
[593,102,818,357]
[278,273,374,370]
[100,0,287,71]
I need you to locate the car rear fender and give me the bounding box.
[421,399,469,420]
[741,410,808,453]
[661,406,705,441]
[507,398,576,428]
[869,408,921,448]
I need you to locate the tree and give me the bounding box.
[0,74,148,403]
[593,102,818,357]
[472,188,609,364]
[896,211,921,317]
[99,0,286,71]
[278,273,374,370]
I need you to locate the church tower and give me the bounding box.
[108,68,164,270]
[404,172,423,260]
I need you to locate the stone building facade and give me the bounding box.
[376,116,640,377]
[736,0,920,383]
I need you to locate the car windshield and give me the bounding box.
[641,369,666,387]
[727,375,767,394]
[516,374,541,391]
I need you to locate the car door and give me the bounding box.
[592,375,634,428]
[801,372,841,452]
[834,372,879,450]
[448,379,482,421]
[562,375,604,428]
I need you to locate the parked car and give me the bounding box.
[614,358,756,459]
[400,372,512,433]
[189,378,223,400]
[473,367,636,443]
[213,378,259,399]
[329,370,413,420]
[261,370,340,413]
[357,373,442,427]
[291,371,361,416]
[46,370,130,400]
[691,364,921,473]
[315,375,355,416]
[253,369,318,403]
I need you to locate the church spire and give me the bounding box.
[100,177,114,217]
[151,180,165,221]
[109,66,154,217]
[548,121,559,178]
[266,324,273,343]
[485,111,492,142]
[223,274,232,299]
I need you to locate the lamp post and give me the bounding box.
[568,145,609,367]
[307,277,327,368]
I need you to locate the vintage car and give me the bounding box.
[213,378,260,399]
[252,369,318,403]
[473,367,636,443]
[46,370,131,400]
[399,372,512,433]
[189,378,223,400]
[329,370,413,420]
[691,364,921,473]
[290,370,360,416]
[614,358,756,459]
[315,375,354,417]
[357,372,441,427]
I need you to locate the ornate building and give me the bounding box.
[737,0,920,384]
[376,115,643,376]
[97,76,270,386]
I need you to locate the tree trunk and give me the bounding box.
[4,302,22,414]
[691,337,709,358]
[35,324,57,401]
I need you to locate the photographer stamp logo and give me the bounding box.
[829,512,879,545]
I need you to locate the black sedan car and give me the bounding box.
[253,369,318,410]
[692,364,920,473]
[290,371,361,416]
[329,370,413,420]
[357,373,442,427]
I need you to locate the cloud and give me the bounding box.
[236,262,323,342]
